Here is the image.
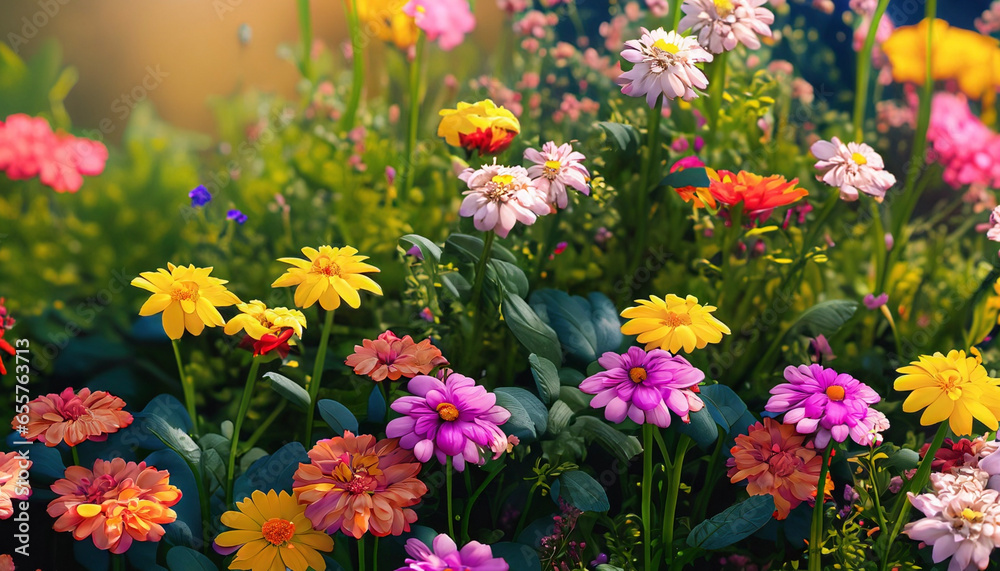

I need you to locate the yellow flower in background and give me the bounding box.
[620,294,731,353]
[438,99,521,156]
[131,263,241,340]
[271,245,382,311]
[883,19,1000,101]
[895,349,1000,436]
[215,489,334,571]
[354,0,418,50]
[224,300,307,340]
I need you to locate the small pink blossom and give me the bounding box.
[617,28,713,105]
[678,0,774,54]
[524,142,590,209]
[458,162,550,238]
[810,136,897,202]
[404,0,475,51]
[645,0,670,17]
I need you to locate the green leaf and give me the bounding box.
[138,413,201,467]
[502,292,562,365]
[495,387,548,436]
[660,166,710,189]
[529,354,560,405]
[318,399,359,435]
[368,385,386,423]
[699,385,749,434]
[596,121,640,153]
[675,406,719,450]
[234,442,309,500]
[167,547,216,571]
[547,401,574,434]
[788,300,859,338]
[487,259,529,298]
[440,272,472,301]
[489,543,541,571]
[687,495,776,550]
[558,368,585,387]
[444,233,517,264]
[558,386,593,412]
[528,290,622,363]
[494,391,536,441]
[557,470,610,512]
[263,372,311,409]
[400,234,442,263]
[573,416,642,462]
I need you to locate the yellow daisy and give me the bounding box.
[131,263,241,340]
[224,300,307,340]
[895,349,1000,436]
[271,245,382,311]
[620,294,731,354]
[215,489,334,571]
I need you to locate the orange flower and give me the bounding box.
[293,432,427,538]
[0,451,31,520]
[726,418,833,519]
[18,387,133,447]
[345,330,449,382]
[48,459,181,554]
[706,169,807,222]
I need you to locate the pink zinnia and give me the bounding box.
[579,347,705,427]
[404,0,475,51]
[766,364,882,448]
[458,162,550,238]
[398,534,509,571]
[810,137,897,202]
[0,451,31,520]
[386,373,511,471]
[617,28,713,105]
[905,488,1000,571]
[678,0,774,54]
[18,387,133,447]
[523,141,590,209]
[345,330,448,382]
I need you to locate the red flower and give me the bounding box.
[707,169,808,222]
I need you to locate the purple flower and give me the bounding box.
[227,209,247,224]
[579,347,705,427]
[397,534,508,571]
[863,293,888,310]
[189,185,211,207]
[386,373,510,471]
[809,334,836,364]
[766,364,881,448]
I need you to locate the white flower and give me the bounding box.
[616,28,713,106]
[810,137,897,202]
[523,142,590,209]
[458,162,550,238]
[678,0,774,54]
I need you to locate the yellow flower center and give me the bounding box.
[543,160,562,180]
[170,282,200,302]
[628,367,648,383]
[662,312,693,327]
[851,152,868,166]
[936,371,964,400]
[492,174,515,186]
[825,385,846,401]
[652,39,680,54]
[713,0,735,17]
[261,518,296,546]
[312,255,342,277]
[961,508,984,523]
[76,504,103,518]
[437,402,460,421]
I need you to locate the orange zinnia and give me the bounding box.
[19,387,133,447]
[345,330,449,382]
[706,169,807,222]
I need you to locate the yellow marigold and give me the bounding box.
[131,263,241,340]
[438,99,521,156]
[224,300,306,340]
[215,489,334,571]
[895,349,1000,436]
[354,0,418,50]
[883,18,1000,100]
[620,294,731,354]
[271,246,382,311]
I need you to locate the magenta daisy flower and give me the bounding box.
[579,347,706,427]
[398,534,509,571]
[386,373,511,471]
[524,141,590,209]
[766,364,881,448]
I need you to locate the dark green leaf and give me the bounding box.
[547,401,574,434]
[490,542,542,571]
[400,234,442,263]
[167,546,217,571]
[138,413,201,467]
[495,387,548,435]
[444,233,517,264]
[234,442,309,500]
[559,386,593,412]
[494,392,536,441]
[503,292,562,365]
[558,368,585,387]
[529,354,560,405]
[687,495,775,550]
[660,166,710,189]
[596,121,640,153]
[440,272,471,301]
[263,372,311,409]
[318,399,359,435]
[528,289,622,363]
[699,385,749,434]
[573,416,642,462]
[674,407,719,450]
[558,470,610,512]
[788,300,859,338]
[368,385,386,423]
[487,259,529,298]
[144,449,201,547]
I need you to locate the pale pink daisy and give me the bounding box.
[458,162,550,238]
[986,206,1000,242]
[905,488,1000,571]
[810,136,897,202]
[678,0,774,54]
[524,142,590,209]
[617,28,713,106]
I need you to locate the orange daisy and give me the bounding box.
[706,169,807,222]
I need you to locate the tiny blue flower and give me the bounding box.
[189,185,211,208]
[227,209,248,225]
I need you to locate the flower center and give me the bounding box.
[851,152,868,166]
[261,518,296,546]
[170,282,200,302]
[767,450,802,478]
[825,385,846,401]
[936,371,964,400]
[437,402,460,421]
[312,255,342,277]
[652,39,680,55]
[661,312,693,327]
[628,367,648,383]
[961,508,984,523]
[713,0,735,17]
[543,160,561,180]
[484,172,523,202]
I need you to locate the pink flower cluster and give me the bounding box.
[514,10,558,39]
[404,0,475,51]
[552,93,600,124]
[926,93,1000,189]
[0,114,108,193]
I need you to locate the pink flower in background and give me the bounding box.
[927,93,1000,189]
[514,10,556,39]
[458,162,550,238]
[645,0,670,17]
[678,0,774,54]
[0,451,31,520]
[400,534,509,571]
[345,330,448,382]
[0,114,108,193]
[977,0,1000,35]
[524,142,590,209]
[497,0,529,14]
[863,292,888,310]
[617,28,713,105]
[404,0,475,51]
[987,206,1000,242]
[904,488,1000,571]
[810,137,897,202]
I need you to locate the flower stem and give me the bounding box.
[446,459,456,539]
[399,33,425,202]
[112,553,125,571]
[853,0,891,140]
[171,340,198,436]
[808,443,834,571]
[296,0,313,83]
[227,358,261,507]
[662,435,690,568]
[707,51,729,138]
[305,309,335,445]
[71,446,80,467]
[642,424,655,571]
[670,0,684,30]
[632,95,663,274]
[372,537,379,571]
[242,399,287,452]
[462,467,503,543]
[341,0,365,132]
[358,534,366,571]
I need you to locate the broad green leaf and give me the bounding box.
[234,442,308,500]
[502,292,562,365]
[263,372,311,409]
[444,233,517,264]
[528,289,622,363]
[547,400,574,434]
[596,121,640,152]
[144,449,201,547]
[495,387,548,435]
[487,259,529,298]
[494,391,536,441]
[167,547,216,571]
[440,272,471,301]
[400,234,442,263]
[557,470,610,512]
[674,407,719,450]
[788,300,859,338]
[573,416,642,462]
[368,385,386,423]
[687,495,775,550]
[529,354,560,405]
[318,399,359,435]
[699,385,749,433]
[490,543,542,571]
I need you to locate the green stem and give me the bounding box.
[707,51,729,137]
[662,435,690,568]
[670,0,685,30]
[808,443,833,571]
[694,436,725,521]
[172,340,198,436]
[341,0,365,132]
[632,96,663,273]
[305,309,335,445]
[533,210,561,283]
[642,424,655,571]
[870,199,887,295]
[112,553,125,571]
[358,534,366,571]
[71,446,80,467]
[513,482,539,539]
[446,460,456,539]
[242,400,287,452]
[372,537,378,571]
[462,467,503,543]
[227,358,261,507]
[853,0,891,140]
[399,33,425,202]
[297,0,313,82]
[465,231,496,371]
